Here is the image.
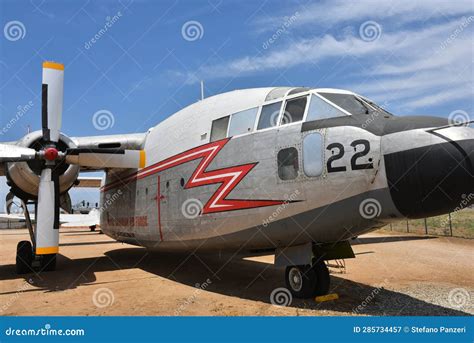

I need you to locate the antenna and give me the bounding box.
[200,81,204,100]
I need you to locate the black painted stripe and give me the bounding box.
[41,84,51,141]
[66,148,126,155]
[98,142,121,149]
[52,169,60,230]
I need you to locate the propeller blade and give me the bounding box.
[5,191,14,214]
[42,61,64,143]
[5,192,27,214]
[35,168,60,255]
[59,192,72,214]
[65,148,146,169]
[0,144,37,162]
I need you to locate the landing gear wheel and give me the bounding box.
[285,260,330,298]
[40,254,57,272]
[16,241,33,274]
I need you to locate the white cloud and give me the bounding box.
[181,7,473,111]
[256,0,473,31]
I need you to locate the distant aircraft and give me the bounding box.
[0,62,472,298]
[0,209,99,231]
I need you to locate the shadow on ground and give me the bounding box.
[351,235,437,245]
[0,241,468,316]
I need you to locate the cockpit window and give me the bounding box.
[228,107,258,136]
[318,93,369,115]
[306,94,347,121]
[257,101,282,130]
[265,87,292,102]
[282,96,307,124]
[210,115,229,142]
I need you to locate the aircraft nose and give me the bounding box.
[384,134,473,219]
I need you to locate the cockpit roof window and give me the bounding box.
[265,87,293,102]
[287,87,310,96]
[318,93,369,115]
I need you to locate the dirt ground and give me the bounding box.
[0,227,472,316]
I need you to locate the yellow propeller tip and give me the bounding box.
[43,61,64,70]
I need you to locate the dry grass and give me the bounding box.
[380,208,474,239]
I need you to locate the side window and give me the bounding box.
[306,94,347,122]
[303,133,323,177]
[277,147,299,180]
[210,116,229,142]
[228,107,258,137]
[257,101,282,130]
[282,96,307,124]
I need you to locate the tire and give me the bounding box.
[312,259,330,296]
[285,261,331,299]
[16,241,33,274]
[40,254,57,272]
[285,265,317,299]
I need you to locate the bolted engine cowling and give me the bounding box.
[6,130,80,200]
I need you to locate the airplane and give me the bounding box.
[0,61,472,299]
[0,208,100,231]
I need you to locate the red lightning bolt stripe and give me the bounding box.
[101,138,285,213]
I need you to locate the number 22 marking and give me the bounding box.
[327,139,374,173]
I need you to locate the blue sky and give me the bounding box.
[0,0,473,210]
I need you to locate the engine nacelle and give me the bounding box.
[6,130,80,199]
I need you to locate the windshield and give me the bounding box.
[318,92,394,116]
[318,93,370,115]
[360,97,393,116]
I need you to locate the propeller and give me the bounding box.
[0,144,37,162]
[2,61,146,258]
[0,144,145,169]
[35,61,63,255]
